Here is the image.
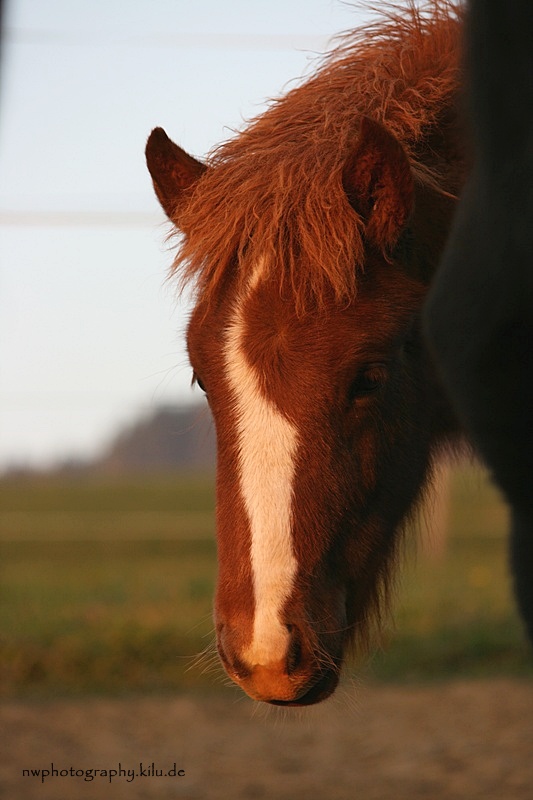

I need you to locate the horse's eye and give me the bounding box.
[193,373,207,394]
[348,364,388,403]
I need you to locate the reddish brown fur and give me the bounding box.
[146,0,466,705]
[171,1,463,312]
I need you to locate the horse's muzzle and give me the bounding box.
[216,620,341,705]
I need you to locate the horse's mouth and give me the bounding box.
[267,668,340,707]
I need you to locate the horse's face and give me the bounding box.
[146,119,456,705]
[187,261,437,705]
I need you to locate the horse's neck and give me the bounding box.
[408,180,457,285]
[412,99,468,197]
[405,97,467,285]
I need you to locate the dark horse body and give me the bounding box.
[146,2,471,705]
[424,0,533,642]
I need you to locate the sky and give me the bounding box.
[0,0,369,470]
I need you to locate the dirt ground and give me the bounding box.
[2,678,532,800]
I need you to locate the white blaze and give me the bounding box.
[224,288,298,667]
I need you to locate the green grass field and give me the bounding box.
[0,466,531,697]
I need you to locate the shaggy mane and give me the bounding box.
[173,0,463,309]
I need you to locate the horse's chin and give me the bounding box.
[266,667,340,707]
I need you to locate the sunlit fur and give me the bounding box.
[171,1,463,313]
[146,1,466,705]
[224,282,299,667]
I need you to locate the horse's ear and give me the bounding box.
[343,117,413,248]
[145,127,207,221]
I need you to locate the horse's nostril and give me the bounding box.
[216,625,251,679]
[286,624,303,674]
[216,635,230,670]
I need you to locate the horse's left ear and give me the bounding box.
[145,127,207,222]
[343,116,413,248]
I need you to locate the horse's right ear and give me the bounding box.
[343,117,413,250]
[145,128,207,222]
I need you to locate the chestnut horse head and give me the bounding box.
[146,2,464,705]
